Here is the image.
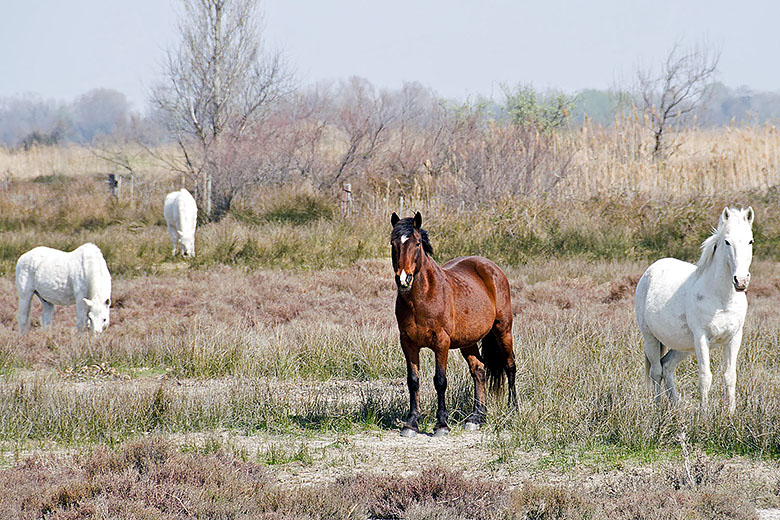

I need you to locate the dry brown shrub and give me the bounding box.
[602,274,642,304]
[520,277,598,313]
[1,439,510,520]
[341,466,508,520]
[0,439,757,520]
[0,437,275,520]
[511,478,756,520]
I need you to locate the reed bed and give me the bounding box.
[568,119,780,198]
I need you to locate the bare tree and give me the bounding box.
[434,101,576,202]
[150,0,292,218]
[638,43,719,158]
[324,77,396,190]
[384,82,446,183]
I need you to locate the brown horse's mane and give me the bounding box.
[391,217,434,257]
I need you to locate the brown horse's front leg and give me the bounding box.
[433,339,451,437]
[400,339,421,437]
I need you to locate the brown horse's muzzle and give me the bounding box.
[397,270,414,291]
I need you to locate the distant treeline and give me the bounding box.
[572,82,780,127]
[0,89,166,149]
[1,81,779,149]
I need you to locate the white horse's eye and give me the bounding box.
[749,239,754,245]
[724,240,731,246]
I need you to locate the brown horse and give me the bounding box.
[391,212,517,437]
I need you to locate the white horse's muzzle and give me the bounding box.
[733,274,750,292]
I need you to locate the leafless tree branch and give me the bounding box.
[637,42,720,159]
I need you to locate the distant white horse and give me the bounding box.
[635,206,754,414]
[16,243,112,334]
[164,188,197,257]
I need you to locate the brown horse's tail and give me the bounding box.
[481,330,506,395]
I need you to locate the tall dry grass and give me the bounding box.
[1,167,779,281]
[566,118,780,198]
[5,118,780,207]
[0,143,174,180]
[2,259,780,459]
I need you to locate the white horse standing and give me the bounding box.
[164,188,197,257]
[635,206,754,414]
[16,243,112,333]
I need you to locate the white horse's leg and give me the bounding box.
[660,349,691,404]
[693,332,713,409]
[722,330,743,415]
[17,292,33,333]
[40,300,55,329]
[167,225,178,256]
[642,331,664,403]
[75,297,87,331]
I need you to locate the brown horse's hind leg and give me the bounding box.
[495,325,518,408]
[433,344,451,437]
[400,338,421,437]
[461,344,487,430]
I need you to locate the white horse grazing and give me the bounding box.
[635,206,754,414]
[16,243,112,334]
[164,188,197,257]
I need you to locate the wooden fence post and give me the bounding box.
[202,173,212,218]
[341,182,353,217]
[129,172,134,209]
[107,173,121,198]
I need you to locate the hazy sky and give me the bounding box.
[2,0,779,111]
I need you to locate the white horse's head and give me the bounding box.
[181,236,195,257]
[84,297,110,333]
[717,206,754,292]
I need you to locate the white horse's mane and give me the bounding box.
[696,225,723,275]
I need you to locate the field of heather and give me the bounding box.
[1,137,780,518]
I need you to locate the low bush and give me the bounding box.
[0,437,756,520]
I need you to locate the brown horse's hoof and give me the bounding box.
[400,428,418,438]
[433,427,450,437]
[464,421,481,432]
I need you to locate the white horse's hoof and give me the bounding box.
[464,422,481,432]
[433,427,450,437]
[400,428,417,438]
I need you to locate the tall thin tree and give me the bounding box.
[150,0,291,218]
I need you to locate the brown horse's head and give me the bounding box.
[390,211,433,292]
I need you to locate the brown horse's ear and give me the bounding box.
[413,212,422,229]
[391,213,400,227]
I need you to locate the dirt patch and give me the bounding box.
[175,428,543,489]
